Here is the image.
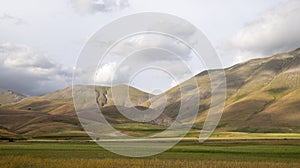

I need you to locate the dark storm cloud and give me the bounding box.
[0,43,72,95]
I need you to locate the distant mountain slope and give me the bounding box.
[0,90,26,105]
[42,85,151,108]
[0,48,300,139]
[0,85,153,139]
[138,48,300,133]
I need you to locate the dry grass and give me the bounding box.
[0,156,299,168]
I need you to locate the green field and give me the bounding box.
[1,139,300,168]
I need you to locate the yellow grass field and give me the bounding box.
[1,156,300,168]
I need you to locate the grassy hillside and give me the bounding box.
[0,48,300,139]
[0,90,25,105]
[196,49,300,133]
[144,48,300,133]
[0,85,153,139]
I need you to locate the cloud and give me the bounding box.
[110,34,193,61]
[94,62,131,85]
[76,13,202,92]
[94,53,195,89]
[94,60,191,92]
[71,0,129,14]
[95,62,117,84]
[223,0,300,63]
[93,33,200,89]
[0,13,25,25]
[0,43,72,95]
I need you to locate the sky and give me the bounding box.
[0,0,300,95]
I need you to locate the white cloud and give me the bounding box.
[110,34,193,61]
[224,0,300,63]
[0,43,72,95]
[0,13,25,25]
[95,62,117,84]
[91,31,201,89]
[71,0,129,14]
[3,44,55,69]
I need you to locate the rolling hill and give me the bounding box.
[0,90,26,105]
[0,85,152,139]
[140,48,300,133]
[199,48,300,133]
[0,48,300,139]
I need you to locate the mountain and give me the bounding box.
[42,85,151,108]
[0,90,26,105]
[217,48,300,132]
[0,48,300,139]
[0,85,153,139]
[152,48,300,133]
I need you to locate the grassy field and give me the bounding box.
[1,139,300,168]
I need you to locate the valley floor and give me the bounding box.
[1,138,300,168]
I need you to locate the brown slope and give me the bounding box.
[43,85,152,108]
[0,85,154,139]
[0,107,83,139]
[217,49,300,132]
[0,90,26,105]
[1,48,300,139]
[198,50,300,132]
[146,48,300,133]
